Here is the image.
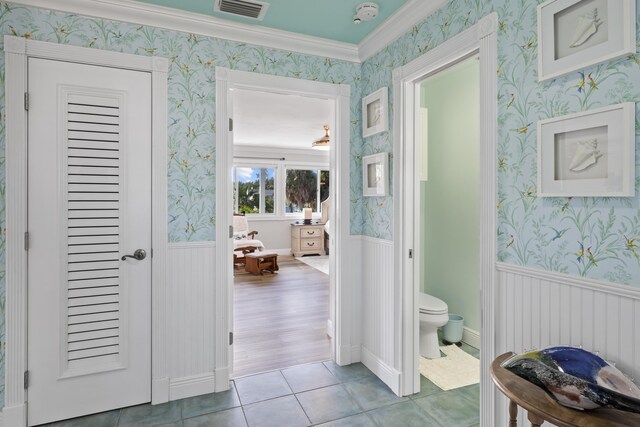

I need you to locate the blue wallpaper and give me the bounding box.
[0,0,364,406]
[361,0,640,286]
[0,0,639,410]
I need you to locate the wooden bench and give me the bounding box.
[245,253,279,275]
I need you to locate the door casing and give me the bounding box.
[4,35,169,427]
[215,68,353,390]
[391,12,498,426]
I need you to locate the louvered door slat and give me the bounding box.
[69,285,119,298]
[65,94,122,369]
[68,311,119,326]
[68,319,120,334]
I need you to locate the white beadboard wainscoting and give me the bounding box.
[494,262,640,426]
[167,242,216,400]
[360,236,401,392]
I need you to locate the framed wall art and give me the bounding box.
[362,87,388,138]
[537,0,636,81]
[537,102,635,197]
[363,152,389,197]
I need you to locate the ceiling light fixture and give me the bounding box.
[353,2,379,25]
[312,125,330,151]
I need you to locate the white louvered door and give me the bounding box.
[27,58,152,426]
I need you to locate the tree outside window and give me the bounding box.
[285,168,329,214]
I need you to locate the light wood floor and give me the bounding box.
[233,255,332,378]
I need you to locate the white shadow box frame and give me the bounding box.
[537,102,635,197]
[537,0,636,81]
[363,152,389,197]
[362,87,388,138]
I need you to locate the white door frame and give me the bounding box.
[392,13,498,425]
[4,36,169,426]
[215,68,352,389]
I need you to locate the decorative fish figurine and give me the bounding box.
[569,139,601,172]
[570,8,601,48]
[502,346,640,413]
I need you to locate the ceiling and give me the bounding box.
[232,89,333,150]
[135,0,410,44]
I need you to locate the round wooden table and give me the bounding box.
[490,352,640,427]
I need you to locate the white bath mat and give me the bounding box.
[295,255,329,275]
[419,345,480,391]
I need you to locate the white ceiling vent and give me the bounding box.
[215,0,270,20]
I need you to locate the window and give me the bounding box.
[285,168,330,214]
[233,166,275,214]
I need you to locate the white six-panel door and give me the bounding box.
[27,58,152,425]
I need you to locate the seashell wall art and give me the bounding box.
[568,138,602,172]
[569,8,602,48]
[537,0,635,81]
[537,102,635,197]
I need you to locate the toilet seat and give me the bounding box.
[419,292,448,315]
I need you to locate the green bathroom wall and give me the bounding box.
[420,58,480,332]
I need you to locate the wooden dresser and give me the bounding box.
[291,224,324,257]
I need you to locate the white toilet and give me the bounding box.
[419,292,449,359]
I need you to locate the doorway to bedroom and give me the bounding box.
[230,88,334,378]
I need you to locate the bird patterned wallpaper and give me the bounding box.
[0,0,639,407]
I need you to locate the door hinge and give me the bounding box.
[24,92,29,111]
[408,249,413,259]
[229,225,234,239]
[229,118,233,132]
[229,332,234,346]
[24,231,29,251]
[24,370,29,389]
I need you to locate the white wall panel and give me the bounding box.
[360,237,397,387]
[494,263,640,426]
[167,242,216,399]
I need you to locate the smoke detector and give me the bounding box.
[353,2,379,24]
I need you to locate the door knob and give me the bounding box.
[121,249,147,261]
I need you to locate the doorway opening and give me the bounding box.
[215,68,353,389]
[415,55,481,395]
[392,13,498,425]
[230,88,334,377]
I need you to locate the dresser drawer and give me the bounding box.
[291,225,323,238]
[299,237,322,250]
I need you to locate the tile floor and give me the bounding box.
[41,352,480,427]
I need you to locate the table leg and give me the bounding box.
[527,411,544,427]
[509,400,518,427]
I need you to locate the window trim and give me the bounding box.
[233,163,278,216]
[232,159,329,219]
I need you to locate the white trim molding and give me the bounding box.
[358,0,448,61]
[4,36,169,425]
[360,347,401,393]
[215,68,353,391]
[8,0,359,62]
[392,12,498,427]
[169,373,216,402]
[8,0,450,63]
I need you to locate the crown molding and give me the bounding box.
[7,0,447,64]
[357,0,448,62]
[7,0,360,62]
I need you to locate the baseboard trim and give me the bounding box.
[327,319,334,338]
[361,346,401,395]
[271,248,293,256]
[462,327,480,350]
[350,345,362,363]
[169,373,216,401]
[152,376,170,404]
[2,404,24,427]
[214,367,231,392]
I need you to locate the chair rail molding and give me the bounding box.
[215,68,353,391]
[4,36,169,426]
[392,12,498,427]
